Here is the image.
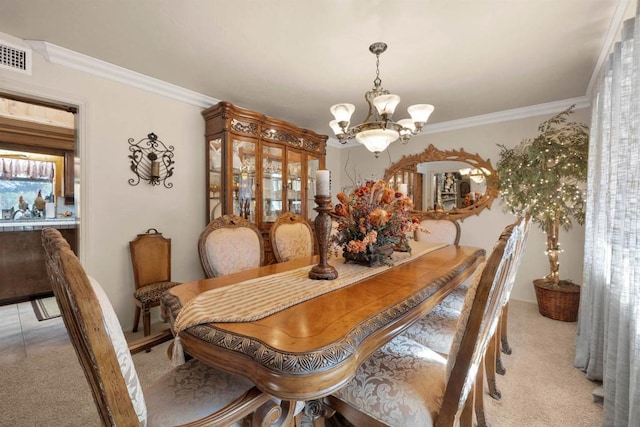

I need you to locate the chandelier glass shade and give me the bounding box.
[329,42,435,157]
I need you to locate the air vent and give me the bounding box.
[0,39,32,75]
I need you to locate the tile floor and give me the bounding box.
[0,301,69,366]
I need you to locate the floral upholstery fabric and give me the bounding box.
[333,334,446,426]
[205,227,261,276]
[134,281,181,304]
[435,261,486,312]
[402,304,460,355]
[145,358,256,426]
[88,275,147,425]
[436,286,467,312]
[274,223,313,261]
[414,219,459,244]
[402,261,485,356]
[335,261,486,426]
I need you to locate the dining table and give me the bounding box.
[161,240,485,422]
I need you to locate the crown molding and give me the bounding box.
[26,40,219,108]
[25,40,590,141]
[328,96,590,148]
[421,96,590,135]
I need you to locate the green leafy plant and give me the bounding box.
[497,106,589,286]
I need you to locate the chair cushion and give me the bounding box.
[145,358,255,426]
[402,304,460,355]
[88,275,147,425]
[274,223,313,261]
[402,261,485,359]
[134,281,181,304]
[332,334,446,426]
[205,227,261,276]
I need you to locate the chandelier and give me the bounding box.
[329,42,434,157]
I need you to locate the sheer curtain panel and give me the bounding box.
[574,9,640,427]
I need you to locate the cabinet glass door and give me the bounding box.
[287,151,302,216]
[262,144,283,223]
[306,154,320,220]
[232,138,257,221]
[209,138,223,220]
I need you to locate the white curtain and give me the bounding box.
[574,10,640,427]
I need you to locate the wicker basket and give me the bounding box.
[533,279,580,322]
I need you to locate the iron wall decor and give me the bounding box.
[128,132,174,188]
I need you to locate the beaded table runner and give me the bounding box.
[173,241,447,335]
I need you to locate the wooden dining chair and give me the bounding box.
[198,214,264,278]
[41,227,283,426]
[129,228,180,337]
[324,218,522,427]
[269,211,315,263]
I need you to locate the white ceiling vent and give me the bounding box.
[0,38,32,75]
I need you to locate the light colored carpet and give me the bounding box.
[0,300,602,426]
[483,300,602,427]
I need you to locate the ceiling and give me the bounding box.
[0,0,628,138]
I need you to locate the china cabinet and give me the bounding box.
[202,101,327,264]
[386,165,423,210]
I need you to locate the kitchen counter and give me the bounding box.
[0,220,78,305]
[0,217,78,231]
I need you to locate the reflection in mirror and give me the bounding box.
[384,144,499,221]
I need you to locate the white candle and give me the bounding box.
[399,183,408,196]
[316,170,330,196]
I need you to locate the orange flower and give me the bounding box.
[346,240,367,253]
[334,203,348,217]
[369,208,389,227]
[382,188,395,204]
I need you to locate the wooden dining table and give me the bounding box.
[162,242,485,415]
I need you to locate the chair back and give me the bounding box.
[198,214,264,277]
[499,215,532,307]
[42,228,146,426]
[414,218,461,245]
[129,228,172,289]
[437,217,526,425]
[270,211,315,263]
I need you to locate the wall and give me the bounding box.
[1,32,210,327]
[334,108,590,303]
[0,29,589,325]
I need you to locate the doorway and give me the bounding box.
[0,93,80,305]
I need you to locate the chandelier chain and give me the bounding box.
[374,54,382,89]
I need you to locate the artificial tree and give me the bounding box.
[497,106,588,291]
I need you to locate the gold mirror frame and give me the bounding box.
[383,144,499,221]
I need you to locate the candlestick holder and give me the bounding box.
[309,195,338,280]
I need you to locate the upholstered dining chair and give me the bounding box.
[399,216,529,424]
[324,218,522,427]
[41,227,282,427]
[198,214,264,278]
[414,217,461,245]
[414,217,467,312]
[129,228,180,337]
[269,211,315,263]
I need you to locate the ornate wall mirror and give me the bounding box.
[383,144,499,221]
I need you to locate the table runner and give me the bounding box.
[173,241,446,334]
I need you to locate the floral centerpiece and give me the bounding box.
[330,179,419,266]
